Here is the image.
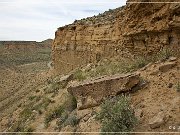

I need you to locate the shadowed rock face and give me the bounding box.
[53,0,180,74]
[67,73,140,110]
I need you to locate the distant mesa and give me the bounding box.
[0,39,53,51]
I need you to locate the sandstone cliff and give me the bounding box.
[52,0,180,74]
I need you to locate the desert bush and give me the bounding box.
[51,82,60,91]
[28,95,41,102]
[42,97,52,109]
[56,111,69,129]
[44,105,64,127]
[32,99,48,113]
[20,108,33,122]
[45,81,68,94]
[133,56,149,69]
[156,48,174,62]
[59,112,69,123]
[73,69,87,81]
[28,96,36,101]
[64,115,80,127]
[56,113,79,130]
[118,57,149,73]
[96,95,137,134]
[9,120,34,134]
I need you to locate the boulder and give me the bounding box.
[149,69,159,75]
[67,73,140,110]
[168,57,177,62]
[149,111,167,129]
[159,62,176,72]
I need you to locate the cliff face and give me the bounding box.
[53,0,180,74]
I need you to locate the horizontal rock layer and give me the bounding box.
[53,0,180,74]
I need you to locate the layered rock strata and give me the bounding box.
[53,0,180,74]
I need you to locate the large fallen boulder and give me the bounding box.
[67,73,140,110]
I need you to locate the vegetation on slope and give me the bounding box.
[96,95,137,134]
[73,48,180,81]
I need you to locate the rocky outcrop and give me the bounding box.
[52,0,180,74]
[67,73,140,110]
[158,61,177,72]
[149,111,169,129]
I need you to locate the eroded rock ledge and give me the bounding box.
[67,73,140,110]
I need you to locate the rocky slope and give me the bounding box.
[53,0,180,74]
[0,0,180,134]
[0,39,53,123]
[1,56,179,133]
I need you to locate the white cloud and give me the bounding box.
[0,0,126,41]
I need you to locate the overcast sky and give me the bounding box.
[0,0,126,41]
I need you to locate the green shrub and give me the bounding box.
[119,57,149,73]
[44,105,64,127]
[27,97,51,116]
[64,115,80,127]
[45,81,68,94]
[52,82,60,90]
[28,95,41,102]
[60,112,69,123]
[133,56,149,69]
[9,120,34,134]
[42,97,52,109]
[28,96,36,101]
[156,48,174,61]
[73,69,87,81]
[96,95,137,134]
[56,111,69,129]
[20,108,33,121]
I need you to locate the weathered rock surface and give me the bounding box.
[159,62,177,72]
[67,73,140,110]
[52,0,180,74]
[134,108,143,120]
[149,111,168,129]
